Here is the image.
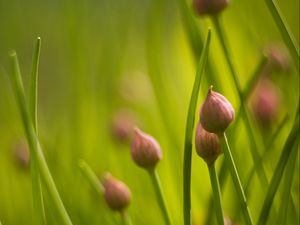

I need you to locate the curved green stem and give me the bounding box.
[221,133,253,225]
[9,51,73,225]
[121,211,133,225]
[208,164,224,225]
[212,16,269,192]
[78,160,104,195]
[29,37,46,225]
[149,170,172,225]
[183,29,211,225]
[264,0,300,67]
[257,115,299,225]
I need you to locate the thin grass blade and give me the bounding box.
[9,51,73,225]
[257,115,299,225]
[183,29,211,225]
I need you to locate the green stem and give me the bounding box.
[120,211,133,225]
[212,16,269,191]
[149,170,172,225]
[221,133,253,225]
[264,0,300,67]
[277,141,298,225]
[183,29,211,225]
[9,51,73,225]
[208,164,224,225]
[257,115,299,225]
[29,37,46,225]
[78,160,104,195]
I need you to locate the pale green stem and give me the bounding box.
[9,51,73,225]
[208,164,224,225]
[149,169,172,225]
[221,133,253,225]
[121,211,133,225]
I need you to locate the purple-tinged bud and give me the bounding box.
[264,43,291,73]
[252,80,280,127]
[111,109,136,143]
[195,123,222,165]
[224,217,236,225]
[13,140,30,169]
[193,0,229,16]
[103,173,131,211]
[131,128,162,171]
[200,87,235,134]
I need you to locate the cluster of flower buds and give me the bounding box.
[193,0,230,16]
[103,173,131,212]
[130,128,162,171]
[195,87,234,164]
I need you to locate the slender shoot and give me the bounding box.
[121,211,133,225]
[183,29,211,225]
[149,169,172,225]
[9,51,73,225]
[208,164,224,225]
[221,133,253,225]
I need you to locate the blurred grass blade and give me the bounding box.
[183,29,211,225]
[9,51,73,225]
[29,37,46,225]
[277,141,298,225]
[208,164,224,225]
[121,211,133,225]
[212,15,269,191]
[78,160,104,195]
[221,133,253,225]
[149,170,172,225]
[242,55,268,100]
[257,115,299,225]
[264,0,300,67]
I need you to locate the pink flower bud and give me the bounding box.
[13,140,30,169]
[195,123,222,165]
[200,87,235,134]
[131,128,162,171]
[193,0,229,16]
[264,43,291,73]
[252,79,280,127]
[103,173,131,211]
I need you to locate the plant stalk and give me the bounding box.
[208,164,224,225]
[149,169,172,225]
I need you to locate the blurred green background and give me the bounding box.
[0,0,299,224]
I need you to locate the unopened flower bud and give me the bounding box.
[252,79,280,127]
[200,87,234,134]
[13,140,30,169]
[195,123,221,165]
[264,43,291,73]
[131,128,162,171]
[103,173,131,211]
[193,0,229,16]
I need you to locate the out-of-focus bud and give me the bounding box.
[252,79,280,127]
[224,217,237,225]
[131,128,162,171]
[200,87,235,134]
[111,109,136,143]
[13,140,30,169]
[103,173,131,211]
[264,43,291,73]
[195,123,222,165]
[193,0,229,16]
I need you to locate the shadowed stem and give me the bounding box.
[208,164,224,225]
[149,170,172,225]
[257,115,299,225]
[212,15,269,191]
[264,0,300,67]
[121,211,133,225]
[9,51,73,225]
[183,29,211,225]
[29,37,46,225]
[221,133,253,225]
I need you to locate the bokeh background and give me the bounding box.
[0,0,299,224]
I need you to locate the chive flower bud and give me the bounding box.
[200,87,234,134]
[193,0,229,16]
[252,80,280,127]
[131,127,162,171]
[103,173,131,211]
[195,123,222,165]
